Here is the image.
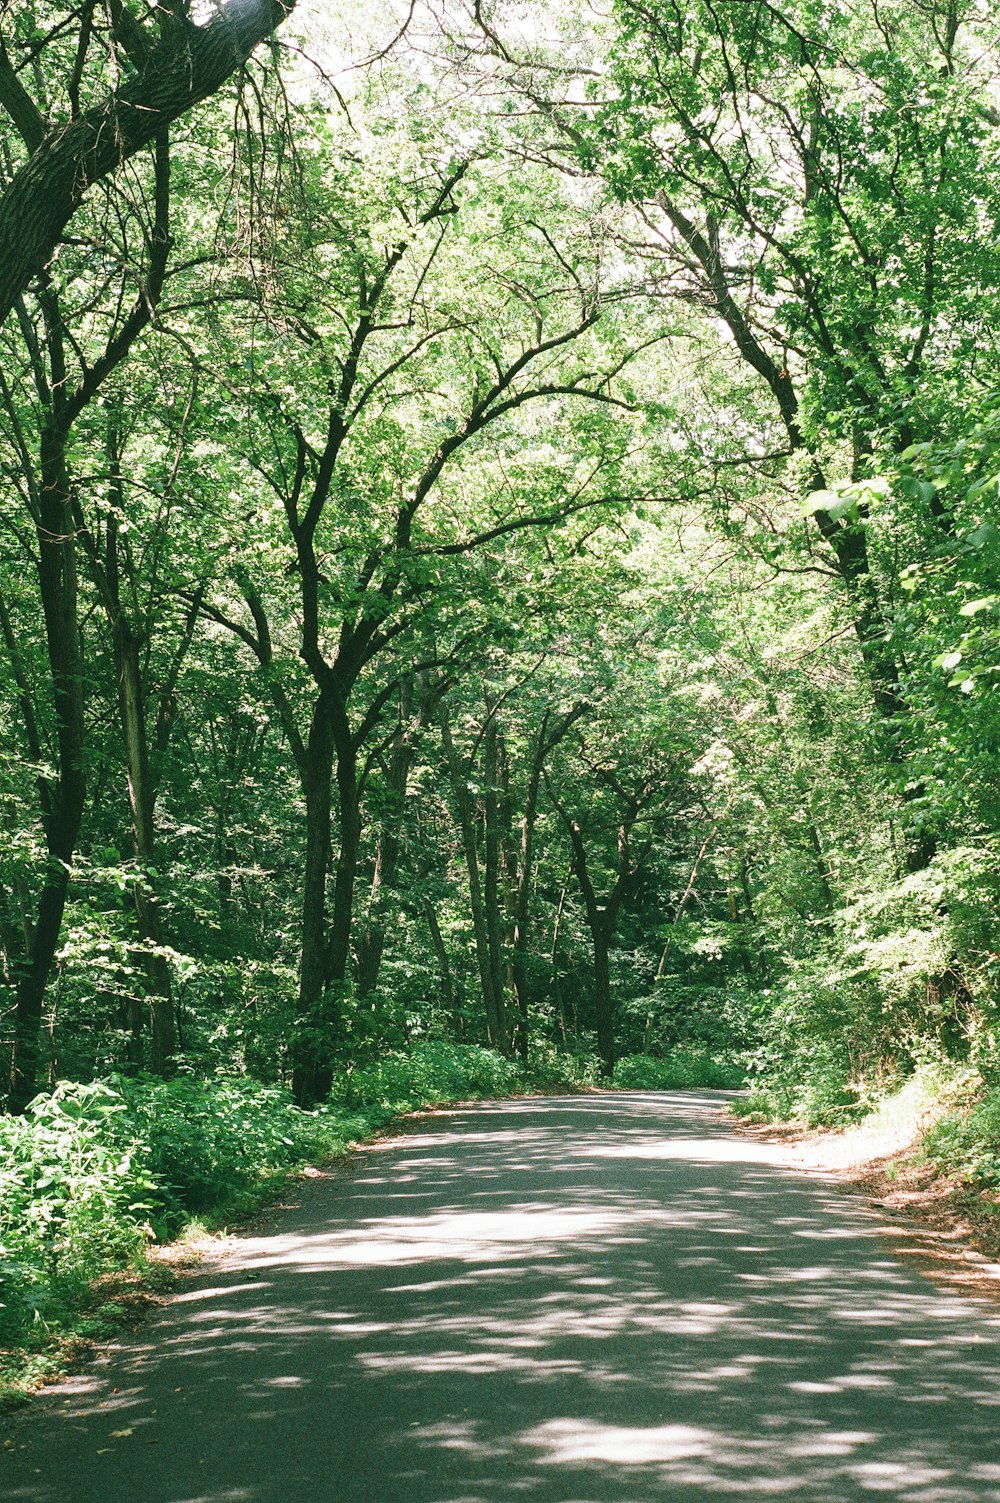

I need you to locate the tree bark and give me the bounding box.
[325,706,362,994]
[113,616,175,1073]
[510,703,588,1061]
[0,0,296,328]
[355,697,416,999]
[424,899,460,1036]
[291,691,336,1108]
[439,705,508,1051]
[482,714,509,1048]
[7,423,85,1112]
[564,818,616,1078]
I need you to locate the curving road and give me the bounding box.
[6,1090,1000,1502]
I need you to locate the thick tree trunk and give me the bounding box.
[293,692,362,1107]
[8,426,85,1112]
[0,0,296,328]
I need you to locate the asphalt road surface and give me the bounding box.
[6,1090,1000,1503]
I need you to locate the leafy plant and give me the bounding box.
[612,1052,745,1091]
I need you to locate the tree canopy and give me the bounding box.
[1,0,998,1121]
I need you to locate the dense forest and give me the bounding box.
[1,0,1000,1371]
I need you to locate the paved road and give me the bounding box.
[6,1090,1000,1502]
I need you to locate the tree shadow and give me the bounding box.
[6,1091,1000,1502]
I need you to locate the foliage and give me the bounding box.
[0,1083,151,1343]
[524,1042,600,1093]
[611,1052,744,1092]
[341,1042,523,1114]
[0,1076,360,1350]
[923,1075,1000,1190]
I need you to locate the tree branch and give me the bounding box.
[0,37,46,151]
[0,0,296,328]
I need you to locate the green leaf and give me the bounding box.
[801,489,840,516]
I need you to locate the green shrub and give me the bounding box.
[524,1042,599,1092]
[740,1048,866,1125]
[0,1076,362,1347]
[112,1075,353,1228]
[0,1081,151,1338]
[923,1085,1000,1186]
[341,1041,522,1112]
[611,1051,745,1091]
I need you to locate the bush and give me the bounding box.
[111,1075,362,1229]
[740,1042,867,1125]
[611,1051,745,1091]
[524,1042,599,1092]
[923,1082,1000,1186]
[0,1082,151,1339]
[0,1076,362,1347]
[341,1041,522,1112]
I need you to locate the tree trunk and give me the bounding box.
[566,822,617,1079]
[325,711,361,994]
[8,425,85,1112]
[591,923,614,1079]
[355,702,415,999]
[114,617,175,1073]
[424,900,460,1036]
[439,706,508,1051]
[549,792,644,1083]
[510,726,548,1062]
[482,715,509,1046]
[0,0,296,328]
[292,692,336,1108]
[511,704,588,1060]
[549,867,571,1046]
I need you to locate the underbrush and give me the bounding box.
[922,1074,1000,1187]
[0,1075,367,1386]
[611,1050,745,1091]
[739,1068,868,1127]
[340,1040,524,1113]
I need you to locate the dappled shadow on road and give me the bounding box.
[7,1091,1000,1503]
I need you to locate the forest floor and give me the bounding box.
[733,1108,1000,1307]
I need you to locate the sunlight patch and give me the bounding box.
[227,1207,644,1269]
[523,1418,715,1464]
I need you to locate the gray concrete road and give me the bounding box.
[5,1090,1000,1503]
